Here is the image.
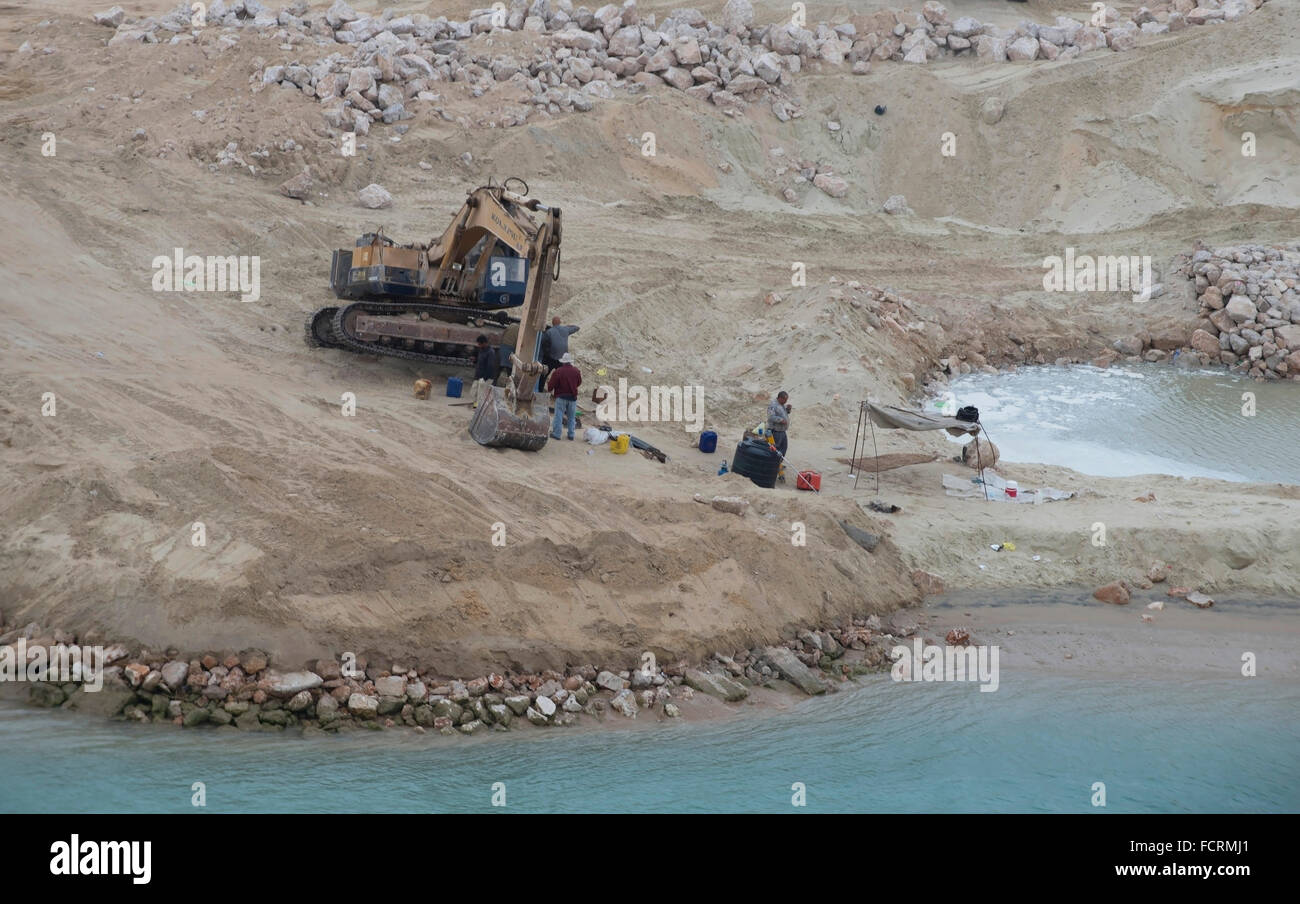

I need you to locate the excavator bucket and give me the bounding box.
[468,384,551,451]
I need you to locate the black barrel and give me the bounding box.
[731,437,781,489]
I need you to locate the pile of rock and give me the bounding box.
[2,612,899,733]
[1183,243,1300,380]
[89,0,1269,134]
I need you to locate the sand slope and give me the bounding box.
[1,1,1298,672]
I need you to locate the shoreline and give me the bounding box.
[5,581,1296,737]
[0,609,903,736]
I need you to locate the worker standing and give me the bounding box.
[547,352,582,441]
[767,391,792,480]
[542,316,579,370]
[471,334,497,408]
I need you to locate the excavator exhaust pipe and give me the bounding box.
[468,383,551,451]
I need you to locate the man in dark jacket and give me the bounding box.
[542,316,580,366]
[472,334,497,408]
[546,352,582,440]
[766,391,792,481]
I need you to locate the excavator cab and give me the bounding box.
[482,254,528,308]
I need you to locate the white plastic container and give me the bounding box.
[1005,480,1019,499]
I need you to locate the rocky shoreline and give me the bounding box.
[0,609,923,736]
[1179,243,1300,380]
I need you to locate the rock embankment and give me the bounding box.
[1181,243,1300,380]
[0,610,906,735]
[87,0,1270,130]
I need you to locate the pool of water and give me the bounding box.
[2,674,1295,813]
[939,365,1300,483]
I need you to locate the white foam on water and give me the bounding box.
[937,364,1300,484]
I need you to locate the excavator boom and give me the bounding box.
[468,193,561,451]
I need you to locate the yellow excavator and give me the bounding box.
[305,178,561,450]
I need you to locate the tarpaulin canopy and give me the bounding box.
[866,402,981,438]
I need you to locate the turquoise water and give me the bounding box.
[3,674,1295,813]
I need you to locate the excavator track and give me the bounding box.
[305,306,342,349]
[323,301,517,366]
[306,304,520,366]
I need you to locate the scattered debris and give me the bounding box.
[1147,561,1171,583]
[910,570,944,596]
[1093,581,1131,605]
[710,495,748,516]
[839,521,880,552]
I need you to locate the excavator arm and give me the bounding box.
[426,185,534,298]
[467,191,562,451]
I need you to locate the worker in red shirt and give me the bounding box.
[546,352,582,441]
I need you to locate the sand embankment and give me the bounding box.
[1,0,1298,677]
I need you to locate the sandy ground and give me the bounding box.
[1,1,1298,676]
[922,589,1300,679]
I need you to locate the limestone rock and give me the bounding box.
[93,6,125,27]
[347,693,379,717]
[761,646,827,695]
[358,183,393,209]
[721,0,754,34]
[596,670,627,692]
[682,668,748,701]
[265,670,322,697]
[1006,35,1039,61]
[1190,329,1221,357]
[373,675,406,697]
[609,688,639,717]
[883,194,913,215]
[1226,295,1255,323]
[814,173,849,198]
[160,660,189,692]
[279,170,313,199]
[326,0,359,28]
